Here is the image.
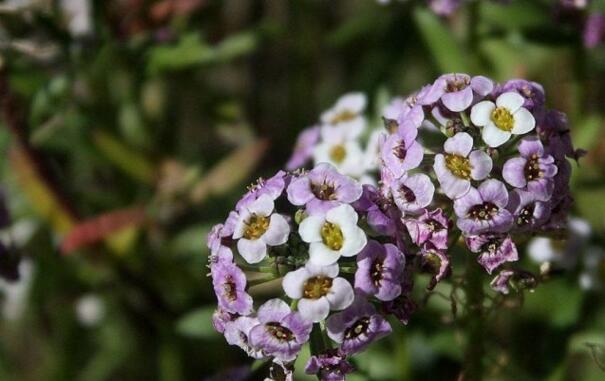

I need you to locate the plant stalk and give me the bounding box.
[462,252,485,381]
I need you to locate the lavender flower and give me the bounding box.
[494,79,545,112]
[211,261,253,315]
[423,73,493,112]
[355,240,405,301]
[299,204,367,266]
[434,132,492,199]
[212,308,236,334]
[420,245,451,289]
[471,92,536,147]
[584,12,605,48]
[502,137,558,200]
[507,190,551,231]
[236,171,287,211]
[282,263,354,322]
[326,296,392,355]
[305,349,355,381]
[287,163,363,215]
[249,299,312,362]
[353,184,399,236]
[490,270,515,294]
[286,126,321,170]
[405,208,450,250]
[454,179,513,234]
[207,223,234,265]
[390,173,435,213]
[381,125,424,178]
[466,234,519,274]
[233,195,290,264]
[224,316,264,359]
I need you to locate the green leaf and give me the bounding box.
[175,307,218,339]
[480,1,548,31]
[413,7,468,73]
[523,279,584,327]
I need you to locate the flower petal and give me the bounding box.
[511,107,536,135]
[469,150,493,180]
[299,215,324,243]
[248,194,274,216]
[444,132,473,156]
[482,123,511,148]
[470,101,495,127]
[496,92,524,112]
[326,278,355,311]
[257,298,291,323]
[263,214,290,246]
[282,268,309,299]
[502,157,527,188]
[326,204,358,225]
[479,179,509,208]
[309,242,342,266]
[298,298,330,323]
[442,87,473,112]
[237,238,267,264]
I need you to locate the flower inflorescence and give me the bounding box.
[206,74,580,380]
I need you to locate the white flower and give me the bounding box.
[299,204,367,266]
[313,132,366,178]
[282,262,354,322]
[75,294,105,327]
[320,92,367,140]
[470,92,536,148]
[233,195,290,264]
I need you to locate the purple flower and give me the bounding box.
[390,173,435,213]
[420,245,451,290]
[434,132,493,199]
[466,234,519,274]
[353,184,399,236]
[494,79,545,112]
[382,88,429,131]
[224,316,264,359]
[507,190,551,231]
[233,195,290,264]
[236,171,288,211]
[584,12,605,48]
[212,308,237,334]
[355,240,405,301]
[502,137,558,200]
[405,208,450,250]
[454,180,514,235]
[207,223,234,265]
[287,163,363,215]
[423,73,494,112]
[428,0,462,17]
[326,296,392,355]
[381,125,424,178]
[305,349,355,381]
[286,126,321,170]
[490,270,515,294]
[267,360,294,381]
[249,299,312,362]
[211,262,253,315]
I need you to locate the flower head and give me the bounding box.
[471,92,536,147]
[355,240,405,301]
[287,163,363,215]
[299,204,367,266]
[249,299,312,362]
[233,195,290,264]
[434,132,492,199]
[454,180,513,234]
[503,137,558,200]
[282,263,354,322]
[326,296,392,355]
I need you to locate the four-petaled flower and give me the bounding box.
[454,179,513,234]
[355,240,405,301]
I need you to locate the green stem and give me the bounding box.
[463,251,485,381]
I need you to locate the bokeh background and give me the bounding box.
[0,0,604,380]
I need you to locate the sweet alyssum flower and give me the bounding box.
[287,163,363,215]
[454,179,513,235]
[224,316,264,359]
[313,129,366,178]
[471,92,536,147]
[381,122,424,178]
[233,195,290,264]
[249,299,312,362]
[282,262,354,322]
[299,204,367,266]
[326,296,392,355]
[211,261,253,315]
[286,126,320,170]
[466,234,519,274]
[354,240,405,301]
[390,173,435,213]
[434,132,492,199]
[320,92,367,140]
[305,349,355,381]
[423,73,493,112]
[404,208,450,250]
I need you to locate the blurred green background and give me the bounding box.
[0,0,604,380]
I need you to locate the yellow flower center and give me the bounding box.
[321,222,344,250]
[330,109,357,124]
[344,317,370,339]
[311,181,337,201]
[491,107,514,132]
[243,214,270,240]
[329,145,347,164]
[445,154,472,179]
[303,276,333,299]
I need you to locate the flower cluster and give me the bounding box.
[286,93,383,186]
[378,73,580,288]
[207,166,412,380]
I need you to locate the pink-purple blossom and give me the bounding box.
[354,240,405,301]
[454,180,513,235]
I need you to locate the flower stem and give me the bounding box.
[462,252,485,381]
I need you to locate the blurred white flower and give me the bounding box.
[75,294,105,327]
[0,259,34,321]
